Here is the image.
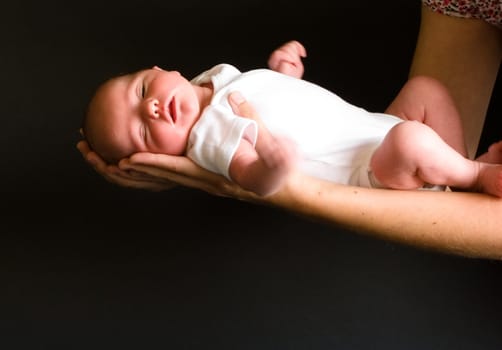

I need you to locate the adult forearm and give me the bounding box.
[267,174,502,260]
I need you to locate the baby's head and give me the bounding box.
[83,66,203,164]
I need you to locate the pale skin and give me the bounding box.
[77,6,502,259]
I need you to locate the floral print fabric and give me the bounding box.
[423,0,502,28]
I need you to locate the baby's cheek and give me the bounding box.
[158,131,188,156]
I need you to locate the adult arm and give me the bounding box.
[120,144,502,260]
[270,172,502,260]
[408,4,502,159]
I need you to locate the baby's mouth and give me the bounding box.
[169,98,177,123]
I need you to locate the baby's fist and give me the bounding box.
[260,135,298,174]
[268,40,307,79]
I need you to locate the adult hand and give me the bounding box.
[76,139,176,192]
[77,136,253,198]
[119,151,256,200]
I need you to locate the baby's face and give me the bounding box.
[88,66,202,161]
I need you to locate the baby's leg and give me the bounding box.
[370,121,502,197]
[385,76,467,157]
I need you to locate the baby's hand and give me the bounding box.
[268,40,307,79]
[258,135,298,174]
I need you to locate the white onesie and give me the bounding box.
[187,64,403,188]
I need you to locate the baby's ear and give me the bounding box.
[152,66,163,71]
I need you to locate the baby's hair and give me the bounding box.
[81,72,130,165]
[81,74,117,133]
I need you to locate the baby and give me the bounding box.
[83,41,502,197]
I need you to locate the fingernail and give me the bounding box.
[86,155,97,166]
[230,91,245,104]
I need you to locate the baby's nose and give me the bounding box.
[143,98,160,119]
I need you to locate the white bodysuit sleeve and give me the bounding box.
[187,105,257,180]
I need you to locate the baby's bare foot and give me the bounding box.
[477,163,502,197]
[476,141,502,163]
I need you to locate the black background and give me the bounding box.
[1,0,502,348]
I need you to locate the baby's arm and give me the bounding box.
[268,40,306,79]
[229,129,297,197]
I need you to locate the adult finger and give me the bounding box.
[228,92,258,118]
